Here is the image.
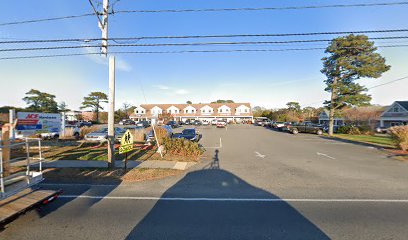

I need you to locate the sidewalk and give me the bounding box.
[17,159,195,170]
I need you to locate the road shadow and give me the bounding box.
[0,168,121,230]
[125,150,329,240]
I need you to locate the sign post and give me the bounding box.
[119,130,133,171]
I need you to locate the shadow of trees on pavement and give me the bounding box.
[125,150,329,240]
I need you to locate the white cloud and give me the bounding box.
[175,89,189,95]
[153,84,190,96]
[154,85,170,90]
[83,47,132,72]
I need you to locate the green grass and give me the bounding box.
[333,134,395,148]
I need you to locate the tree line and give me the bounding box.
[0,90,135,124]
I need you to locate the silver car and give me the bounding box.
[85,127,124,142]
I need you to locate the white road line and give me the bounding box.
[205,137,223,149]
[254,151,266,158]
[58,195,408,203]
[317,152,336,159]
[41,183,120,187]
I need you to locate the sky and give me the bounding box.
[0,0,407,111]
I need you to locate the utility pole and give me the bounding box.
[101,0,109,56]
[89,0,115,168]
[107,55,116,168]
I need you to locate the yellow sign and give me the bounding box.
[119,130,134,154]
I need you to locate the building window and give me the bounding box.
[245,109,248,113]
[392,106,401,112]
[136,110,139,113]
[219,109,222,113]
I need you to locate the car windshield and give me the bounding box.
[182,129,195,135]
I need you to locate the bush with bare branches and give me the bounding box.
[154,126,168,145]
[389,125,408,151]
[80,126,100,138]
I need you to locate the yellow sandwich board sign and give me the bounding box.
[119,130,133,154]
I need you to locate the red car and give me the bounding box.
[216,121,227,128]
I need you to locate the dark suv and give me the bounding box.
[166,120,180,128]
[286,122,324,135]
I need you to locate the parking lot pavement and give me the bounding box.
[2,124,408,240]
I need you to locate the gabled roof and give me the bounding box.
[217,104,231,109]
[396,101,408,111]
[166,105,180,110]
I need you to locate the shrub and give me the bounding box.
[154,126,168,145]
[162,137,203,159]
[129,129,145,142]
[337,125,352,134]
[348,126,361,135]
[80,126,100,138]
[389,125,408,151]
[357,125,373,135]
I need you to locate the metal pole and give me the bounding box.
[107,55,116,168]
[38,139,42,172]
[25,139,30,183]
[0,148,4,197]
[124,152,128,172]
[9,109,16,140]
[61,112,66,138]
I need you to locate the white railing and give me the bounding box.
[0,138,44,199]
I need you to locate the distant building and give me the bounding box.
[318,110,344,126]
[130,102,253,122]
[379,101,408,127]
[64,111,82,121]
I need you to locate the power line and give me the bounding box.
[1,2,407,27]
[367,76,408,89]
[0,13,94,27]
[2,44,408,59]
[2,41,408,52]
[303,76,408,106]
[2,29,408,44]
[115,2,408,13]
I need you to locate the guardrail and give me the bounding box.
[0,138,44,199]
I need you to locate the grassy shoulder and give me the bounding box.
[332,134,395,149]
[43,167,182,183]
[39,141,201,162]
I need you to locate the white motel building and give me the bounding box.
[130,103,253,123]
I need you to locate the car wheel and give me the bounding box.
[74,132,80,140]
[292,129,299,134]
[316,129,323,135]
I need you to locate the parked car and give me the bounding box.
[166,120,180,128]
[216,120,227,128]
[173,128,201,142]
[76,120,92,127]
[192,120,202,126]
[136,120,150,128]
[202,120,210,126]
[85,127,124,142]
[272,122,285,129]
[184,119,192,125]
[115,126,144,142]
[211,119,218,125]
[286,122,324,135]
[145,125,173,145]
[119,119,135,125]
[375,126,389,134]
[177,121,184,126]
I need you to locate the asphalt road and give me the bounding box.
[2,125,408,239]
